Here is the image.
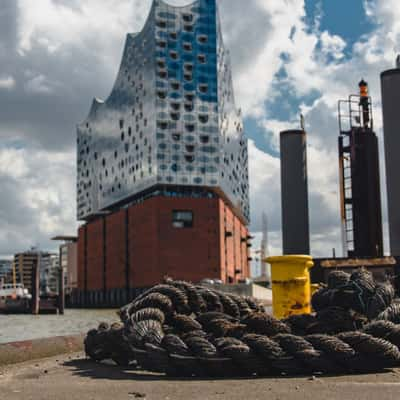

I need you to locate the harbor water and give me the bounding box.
[0,309,118,344]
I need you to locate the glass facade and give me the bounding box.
[77,0,249,222]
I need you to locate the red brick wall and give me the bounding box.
[78,195,250,291]
[217,199,250,284]
[86,218,104,291]
[77,225,86,290]
[106,210,126,289]
[218,200,226,282]
[241,224,250,278]
[234,215,241,279]
[157,197,221,283]
[128,198,159,287]
[225,205,235,282]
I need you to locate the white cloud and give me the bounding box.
[25,74,54,94]
[0,75,16,90]
[0,0,396,262]
[320,31,346,60]
[248,140,281,234]
[0,146,77,256]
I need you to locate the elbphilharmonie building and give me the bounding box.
[76,0,251,306]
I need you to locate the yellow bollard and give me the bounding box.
[311,283,320,297]
[266,255,314,319]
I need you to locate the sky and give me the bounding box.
[0,0,399,269]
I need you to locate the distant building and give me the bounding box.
[52,236,78,298]
[0,260,12,285]
[42,254,60,293]
[13,250,58,293]
[76,0,251,306]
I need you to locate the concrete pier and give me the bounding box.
[0,335,84,366]
[1,352,400,400]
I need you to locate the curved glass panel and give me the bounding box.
[77,0,249,223]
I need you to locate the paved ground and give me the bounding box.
[1,352,400,400]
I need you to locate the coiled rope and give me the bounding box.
[85,270,400,376]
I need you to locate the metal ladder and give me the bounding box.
[338,95,371,256]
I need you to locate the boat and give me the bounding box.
[0,283,32,313]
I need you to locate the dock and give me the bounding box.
[1,351,400,400]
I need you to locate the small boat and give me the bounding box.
[0,283,32,313]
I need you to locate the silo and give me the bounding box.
[381,61,400,256]
[280,130,310,255]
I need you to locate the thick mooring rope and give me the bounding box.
[85,270,400,376]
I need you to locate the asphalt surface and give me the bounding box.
[1,352,400,400]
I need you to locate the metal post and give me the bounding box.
[280,130,310,255]
[58,267,65,315]
[31,260,40,315]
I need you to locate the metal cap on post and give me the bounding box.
[280,129,310,255]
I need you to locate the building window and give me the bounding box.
[198,35,208,44]
[171,81,180,91]
[199,114,208,123]
[185,124,195,133]
[184,102,194,112]
[157,40,167,48]
[172,133,181,141]
[185,155,194,163]
[172,210,193,228]
[183,43,192,52]
[199,84,208,93]
[171,112,180,121]
[182,14,193,22]
[156,20,167,29]
[171,102,180,111]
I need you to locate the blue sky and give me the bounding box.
[0,0,398,263]
[246,0,377,156]
[306,0,374,46]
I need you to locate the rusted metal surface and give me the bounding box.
[320,257,396,268]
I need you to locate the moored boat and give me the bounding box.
[0,283,32,313]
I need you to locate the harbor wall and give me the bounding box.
[0,334,84,366]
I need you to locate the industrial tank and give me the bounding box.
[280,129,310,255]
[381,62,400,256]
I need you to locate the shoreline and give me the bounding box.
[0,334,84,366]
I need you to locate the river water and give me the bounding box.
[0,306,273,344]
[0,309,119,344]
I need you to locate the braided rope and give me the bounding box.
[85,271,400,377]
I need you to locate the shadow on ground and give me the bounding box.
[63,358,391,383]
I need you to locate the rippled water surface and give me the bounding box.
[0,309,118,344]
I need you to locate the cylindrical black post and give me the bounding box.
[58,267,65,315]
[280,130,310,255]
[381,67,400,256]
[31,260,40,315]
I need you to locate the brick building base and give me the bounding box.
[74,196,250,307]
